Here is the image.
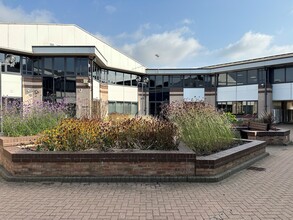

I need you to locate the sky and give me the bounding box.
[1,0,293,68]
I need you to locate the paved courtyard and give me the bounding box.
[0,124,293,220]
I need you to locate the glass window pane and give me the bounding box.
[124,73,131,86]
[43,77,54,97]
[54,76,65,98]
[184,75,191,87]
[54,57,65,77]
[108,71,116,84]
[163,76,169,87]
[108,102,116,114]
[116,102,124,113]
[247,69,258,84]
[273,68,285,83]
[286,67,293,82]
[33,58,42,75]
[116,72,124,85]
[131,103,138,115]
[7,55,21,73]
[227,72,236,86]
[156,75,163,88]
[131,75,138,86]
[218,73,227,86]
[237,71,247,85]
[149,75,155,87]
[77,58,88,76]
[170,76,183,87]
[44,57,53,76]
[66,57,75,75]
[124,102,131,114]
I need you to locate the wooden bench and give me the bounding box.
[248,121,268,131]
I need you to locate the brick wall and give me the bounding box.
[0,138,267,178]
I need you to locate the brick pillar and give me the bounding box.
[258,84,272,117]
[204,87,216,107]
[22,76,42,105]
[76,77,91,118]
[169,88,183,103]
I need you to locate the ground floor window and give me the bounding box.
[108,101,138,115]
[217,101,258,115]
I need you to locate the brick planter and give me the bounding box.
[240,128,290,145]
[0,137,267,182]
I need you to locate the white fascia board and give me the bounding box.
[211,57,293,73]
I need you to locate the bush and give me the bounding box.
[37,117,178,151]
[162,101,235,155]
[3,100,69,137]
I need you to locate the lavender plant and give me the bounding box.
[3,100,69,137]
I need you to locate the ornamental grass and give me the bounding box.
[162,101,236,155]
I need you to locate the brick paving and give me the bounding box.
[0,124,293,220]
[0,144,292,220]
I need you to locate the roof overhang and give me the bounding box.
[32,46,108,67]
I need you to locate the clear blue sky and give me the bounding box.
[1,0,293,68]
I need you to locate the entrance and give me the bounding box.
[273,101,293,123]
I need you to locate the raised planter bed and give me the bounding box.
[241,128,290,145]
[0,137,268,182]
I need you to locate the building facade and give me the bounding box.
[1,23,293,122]
[0,23,145,118]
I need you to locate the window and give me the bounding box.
[108,71,116,84]
[156,75,163,88]
[116,72,124,85]
[236,71,247,85]
[170,76,183,87]
[33,58,42,75]
[44,57,53,76]
[7,55,21,73]
[76,58,88,76]
[218,73,227,86]
[273,68,285,83]
[124,73,131,86]
[131,75,138,86]
[149,76,155,87]
[184,75,191,87]
[227,72,236,86]
[247,69,258,84]
[66,58,75,75]
[54,57,65,77]
[217,101,257,115]
[22,57,33,75]
[163,76,169,87]
[286,67,293,82]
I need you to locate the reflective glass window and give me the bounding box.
[116,72,124,85]
[54,57,65,77]
[7,55,21,73]
[163,76,169,87]
[218,73,227,86]
[273,68,285,83]
[108,71,116,84]
[247,69,258,84]
[236,71,247,85]
[156,75,163,88]
[43,57,53,76]
[227,72,236,86]
[149,76,155,87]
[66,58,75,75]
[170,76,183,87]
[124,73,131,86]
[286,67,293,82]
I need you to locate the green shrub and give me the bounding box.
[163,101,235,155]
[224,112,237,124]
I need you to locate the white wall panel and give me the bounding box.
[0,25,9,49]
[217,85,258,101]
[273,83,292,100]
[236,85,258,101]
[108,85,138,102]
[93,80,100,99]
[2,74,22,97]
[183,88,205,101]
[108,85,124,101]
[217,87,237,101]
[37,25,49,45]
[124,87,138,102]
[25,25,38,52]
[8,25,25,50]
